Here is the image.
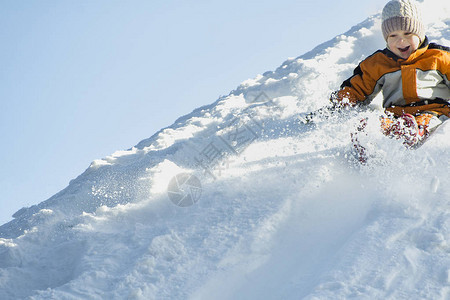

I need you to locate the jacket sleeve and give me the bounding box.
[333,51,384,106]
[442,49,450,89]
[429,43,450,89]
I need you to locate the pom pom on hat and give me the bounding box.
[381,0,425,42]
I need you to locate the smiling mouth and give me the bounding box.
[398,46,410,53]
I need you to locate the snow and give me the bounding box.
[1,0,450,299]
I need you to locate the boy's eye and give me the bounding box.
[404,32,412,36]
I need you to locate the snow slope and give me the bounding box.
[1,0,450,299]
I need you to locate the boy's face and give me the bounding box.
[387,30,421,59]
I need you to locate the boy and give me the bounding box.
[332,0,450,147]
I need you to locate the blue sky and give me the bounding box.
[0,0,387,225]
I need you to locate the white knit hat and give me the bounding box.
[381,0,425,42]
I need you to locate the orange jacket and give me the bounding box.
[335,38,450,117]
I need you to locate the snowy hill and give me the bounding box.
[1,0,450,299]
